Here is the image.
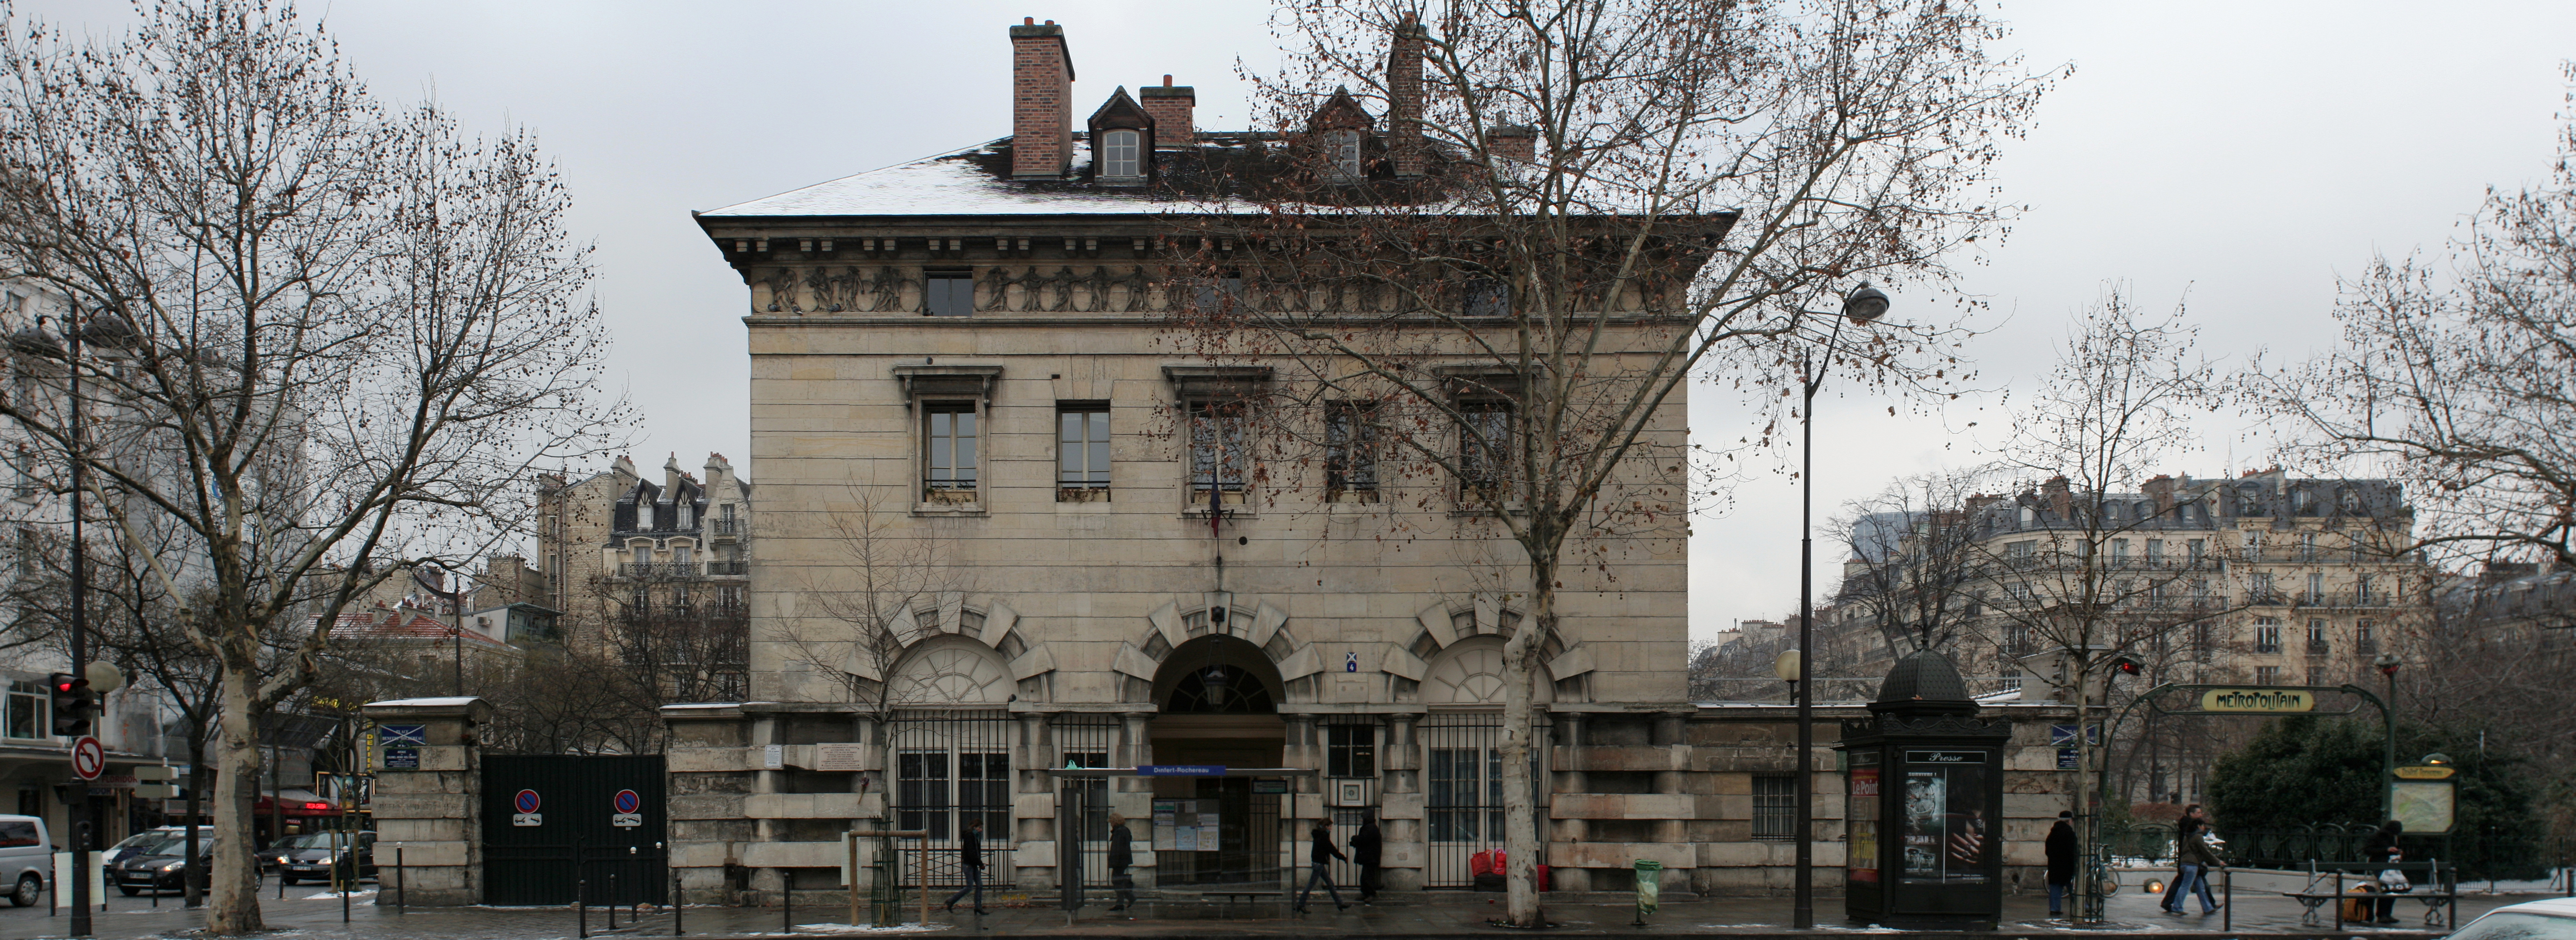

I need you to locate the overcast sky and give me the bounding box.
[22,0,2576,644]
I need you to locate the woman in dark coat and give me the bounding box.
[2363,819,2405,924]
[2044,811,2077,917]
[1106,813,1136,911]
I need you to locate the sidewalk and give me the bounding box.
[0,882,2527,940]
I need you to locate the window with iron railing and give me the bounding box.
[2254,666,2282,685]
[2307,617,2330,654]
[2355,619,2377,654]
[1057,406,1111,500]
[1752,775,1798,841]
[2254,619,2281,653]
[1325,403,1379,501]
[922,401,980,502]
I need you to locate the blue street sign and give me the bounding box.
[378,724,428,746]
[1138,765,1226,776]
[2049,724,2100,746]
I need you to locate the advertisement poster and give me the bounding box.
[1150,799,1222,852]
[1899,752,1990,885]
[1847,761,1881,885]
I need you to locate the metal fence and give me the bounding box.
[1422,713,1504,888]
[888,709,1016,888]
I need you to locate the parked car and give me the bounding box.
[268,831,374,885]
[107,826,212,867]
[112,837,218,896]
[0,814,49,907]
[2446,897,2576,940]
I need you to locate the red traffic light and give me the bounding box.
[2109,655,2146,677]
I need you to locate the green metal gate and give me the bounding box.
[481,755,668,906]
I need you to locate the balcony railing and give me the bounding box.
[2305,641,2332,656]
[619,562,701,578]
[710,518,743,536]
[705,561,748,577]
[2294,591,2398,609]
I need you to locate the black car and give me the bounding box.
[112,839,217,896]
[266,831,375,885]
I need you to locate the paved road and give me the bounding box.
[0,882,2537,940]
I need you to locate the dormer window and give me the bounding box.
[1327,129,1362,181]
[1102,130,1142,179]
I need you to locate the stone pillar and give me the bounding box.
[1017,712,1052,890]
[361,697,492,906]
[1382,713,1423,891]
[748,712,784,900]
[1651,712,1689,850]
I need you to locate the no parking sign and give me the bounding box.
[512,788,543,827]
[612,788,643,828]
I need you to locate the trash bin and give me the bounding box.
[1634,859,1663,916]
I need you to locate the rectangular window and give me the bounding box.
[1325,403,1378,499]
[922,402,979,501]
[2357,575,2374,604]
[2250,572,2275,603]
[2254,618,2281,653]
[4,680,47,740]
[1325,724,1377,778]
[2147,540,2165,564]
[1191,271,1245,313]
[2307,572,2324,604]
[1102,129,1142,179]
[1057,406,1111,493]
[897,750,952,839]
[1458,402,1513,504]
[2308,618,2329,651]
[2006,541,2035,559]
[2112,539,2130,562]
[2254,666,2282,685]
[2356,619,2377,652]
[1752,774,1798,841]
[923,270,974,316]
[1463,278,1508,318]
[2191,579,2210,604]
[2299,532,2318,560]
[2187,539,2206,562]
[1188,400,1248,493]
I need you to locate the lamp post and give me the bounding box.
[2376,651,2401,820]
[1794,282,1889,930]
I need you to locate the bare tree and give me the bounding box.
[1829,468,1998,659]
[1967,288,2237,920]
[0,3,621,930]
[2242,64,2576,572]
[1174,0,2051,921]
[775,486,971,713]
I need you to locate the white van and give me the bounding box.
[0,814,51,907]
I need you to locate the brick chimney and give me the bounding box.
[2143,474,2175,517]
[1487,125,1535,163]
[2042,475,2072,518]
[663,452,683,493]
[1010,18,1077,179]
[1386,15,1426,177]
[1140,74,1194,149]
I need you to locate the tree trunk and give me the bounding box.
[183,730,205,908]
[1499,559,1554,928]
[206,672,266,933]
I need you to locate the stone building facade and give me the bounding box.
[536,453,754,697]
[664,16,2079,903]
[1813,468,2435,806]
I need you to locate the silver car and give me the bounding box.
[2445,896,2576,940]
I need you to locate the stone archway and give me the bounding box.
[1147,633,1288,769]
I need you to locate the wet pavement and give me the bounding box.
[0,882,2540,940]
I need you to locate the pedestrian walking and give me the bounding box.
[1106,813,1137,912]
[2363,819,2405,925]
[944,819,986,915]
[1292,820,1350,914]
[1351,813,1385,904]
[2162,805,2222,915]
[2044,810,2077,917]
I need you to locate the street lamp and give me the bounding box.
[1774,648,1803,699]
[1794,282,1890,930]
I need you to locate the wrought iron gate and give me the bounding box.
[1423,713,1504,888]
[888,709,1014,888]
[481,755,667,906]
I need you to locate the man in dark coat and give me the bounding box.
[2044,810,2077,917]
[1292,821,1349,914]
[1106,813,1136,912]
[944,819,986,915]
[1351,814,1385,904]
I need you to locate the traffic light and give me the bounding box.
[2108,654,2146,678]
[48,672,94,737]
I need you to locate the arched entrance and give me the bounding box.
[1148,634,1286,885]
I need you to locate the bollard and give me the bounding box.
[576,836,589,939]
[673,868,684,935]
[609,871,619,929]
[783,877,793,934]
[396,846,405,913]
